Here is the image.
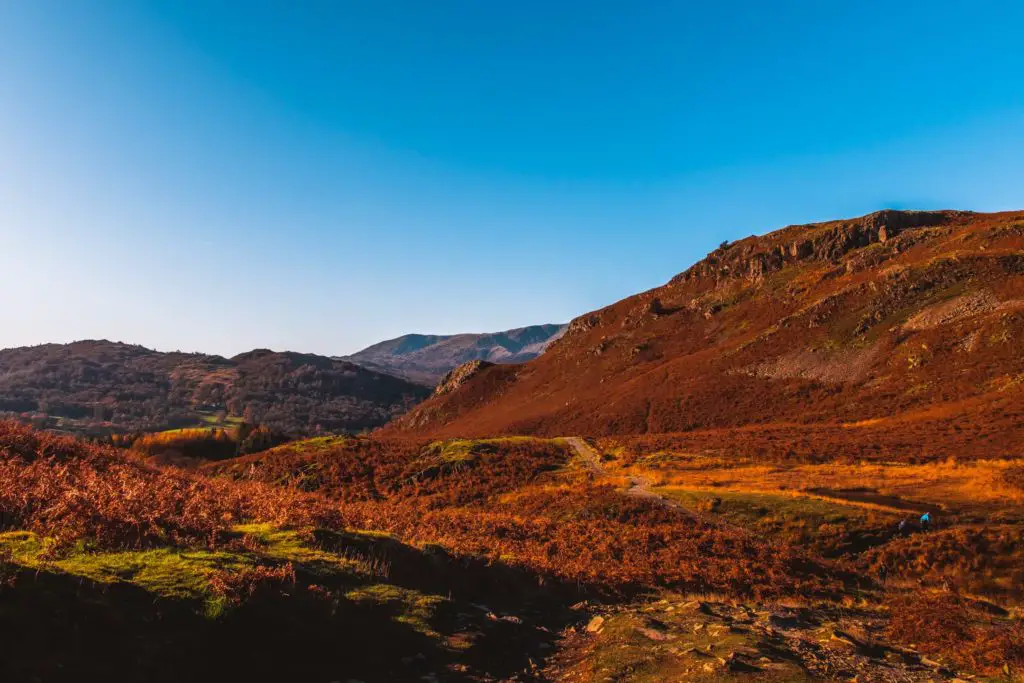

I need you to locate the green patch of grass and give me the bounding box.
[268,435,349,454]
[425,439,482,464]
[656,488,896,556]
[157,427,210,435]
[344,583,447,639]
[230,523,380,578]
[198,414,244,426]
[0,531,248,602]
[0,524,395,617]
[659,489,869,526]
[424,436,551,464]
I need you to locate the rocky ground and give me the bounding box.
[547,595,989,683]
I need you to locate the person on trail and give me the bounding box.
[898,518,909,535]
[919,512,932,530]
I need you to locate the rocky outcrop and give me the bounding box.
[433,360,496,397]
[676,210,963,286]
[554,212,964,355]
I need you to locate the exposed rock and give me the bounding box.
[566,314,600,336]
[830,629,864,649]
[635,626,671,641]
[903,291,998,331]
[433,360,496,397]
[677,210,958,286]
[585,616,606,633]
[648,297,668,316]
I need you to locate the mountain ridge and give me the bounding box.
[341,323,567,385]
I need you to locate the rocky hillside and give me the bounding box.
[0,341,429,436]
[341,323,566,385]
[383,209,1024,445]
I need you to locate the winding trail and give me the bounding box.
[562,437,756,535]
[563,436,684,510]
[562,437,603,474]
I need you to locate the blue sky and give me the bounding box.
[1,1,1022,357]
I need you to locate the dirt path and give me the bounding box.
[563,437,685,511]
[562,437,603,475]
[561,438,759,537]
[625,474,686,509]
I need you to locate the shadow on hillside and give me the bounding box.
[0,566,444,682]
[313,528,587,609]
[313,529,589,676]
[0,534,587,683]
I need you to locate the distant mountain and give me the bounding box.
[341,323,567,385]
[383,209,1024,451]
[0,340,429,436]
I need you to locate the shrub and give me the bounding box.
[886,592,1024,676]
[206,437,568,507]
[0,421,340,552]
[861,526,1024,603]
[1004,465,1024,492]
[336,485,844,600]
[209,562,297,606]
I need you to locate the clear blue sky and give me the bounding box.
[1,1,1022,357]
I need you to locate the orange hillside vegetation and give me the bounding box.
[384,209,1024,457]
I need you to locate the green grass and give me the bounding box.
[655,488,897,557]
[424,436,552,464]
[344,583,447,639]
[658,488,871,526]
[0,531,247,604]
[229,523,384,578]
[199,414,244,426]
[428,438,552,458]
[154,426,226,436]
[0,524,396,617]
[425,439,482,464]
[267,435,349,453]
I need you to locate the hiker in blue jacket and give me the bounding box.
[919,512,932,530]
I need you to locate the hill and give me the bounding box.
[341,323,567,385]
[383,209,1024,454]
[0,341,429,436]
